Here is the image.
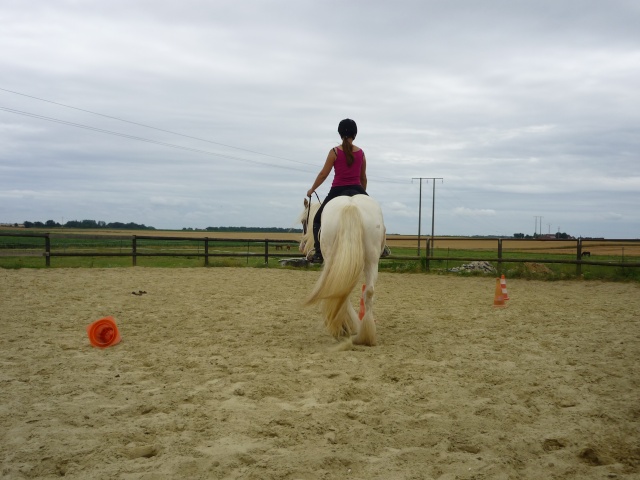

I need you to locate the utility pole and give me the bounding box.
[416,178,423,255]
[534,216,542,236]
[413,177,443,256]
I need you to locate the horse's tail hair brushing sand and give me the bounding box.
[304,204,364,337]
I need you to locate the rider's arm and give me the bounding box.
[307,149,336,197]
[360,153,368,190]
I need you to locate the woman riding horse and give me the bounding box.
[306,119,367,263]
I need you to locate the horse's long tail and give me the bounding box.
[304,203,364,337]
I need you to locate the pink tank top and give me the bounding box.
[331,148,364,187]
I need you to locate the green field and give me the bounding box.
[1,229,639,281]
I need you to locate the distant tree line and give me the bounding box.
[22,219,155,230]
[18,221,301,232]
[513,232,573,239]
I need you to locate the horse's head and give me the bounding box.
[298,198,320,254]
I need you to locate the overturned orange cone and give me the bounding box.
[493,278,506,308]
[359,284,366,320]
[500,274,510,301]
[87,316,122,348]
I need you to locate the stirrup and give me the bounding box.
[307,249,324,263]
[381,245,391,257]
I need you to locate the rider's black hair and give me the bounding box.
[338,118,357,139]
[338,119,358,166]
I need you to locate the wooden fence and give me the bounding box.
[418,237,640,275]
[0,233,305,266]
[1,232,639,275]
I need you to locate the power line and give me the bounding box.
[0,87,310,166]
[0,106,310,172]
[0,87,409,185]
[1,104,409,184]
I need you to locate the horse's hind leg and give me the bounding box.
[363,260,378,316]
[353,261,378,346]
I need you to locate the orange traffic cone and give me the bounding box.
[359,284,366,320]
[493,278,506,308]
[87,316,122,348]
[500,274,509,301]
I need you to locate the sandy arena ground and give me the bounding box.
[1,268,639,479]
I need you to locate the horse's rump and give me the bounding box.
[320,195,385,261]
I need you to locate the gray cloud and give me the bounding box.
[1,0,639,238]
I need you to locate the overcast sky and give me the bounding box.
[1,0,639,237]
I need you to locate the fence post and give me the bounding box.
[45,233,51,267]
[576,238,582,276]
[132,235,137,267]
[204,237,209,267]
[264,240,269,265]
[425,237,430,272]
[497,238,502,275]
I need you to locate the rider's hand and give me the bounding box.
[306,189,313,198]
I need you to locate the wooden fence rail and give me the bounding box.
[420,237,640,275]
[0,233,308,267]
[1,232,639,275]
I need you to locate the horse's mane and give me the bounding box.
[297,201,321,256]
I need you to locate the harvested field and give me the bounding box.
[1,268,639,479]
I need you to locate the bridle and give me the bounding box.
[303,192,322,235]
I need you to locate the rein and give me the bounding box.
[304,192,322,235]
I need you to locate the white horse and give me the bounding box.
[298,195,387,346]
